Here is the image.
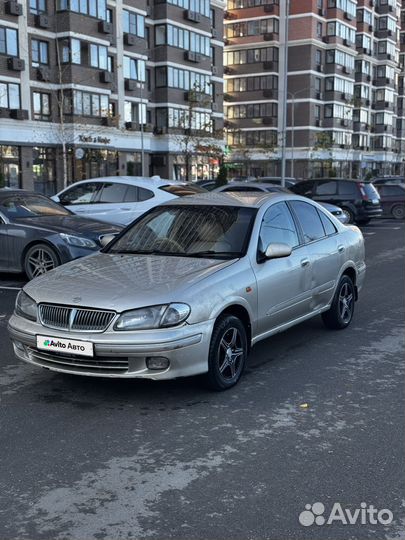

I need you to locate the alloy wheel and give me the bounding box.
[338,282,354,324]
[27,248,57,278]
[217,327,244,381]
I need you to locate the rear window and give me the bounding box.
[362,183,380,199]
[159,184,206,197]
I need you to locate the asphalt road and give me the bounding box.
[0,220,404,540]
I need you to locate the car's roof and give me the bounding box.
[0,189,42,199]
[303,178,364,183]
[59,176,182,190]
[162,191,296,208]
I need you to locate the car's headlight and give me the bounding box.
[114,303,191,331]
[60,233,97,249]
[15,290,37,321]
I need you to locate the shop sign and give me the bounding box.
[78,135,111,145]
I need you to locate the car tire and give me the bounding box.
[341,207,355,224]
[322,275,355,330]
[205,315,248,391]
[391,204,405,220]
[23,243,59,280]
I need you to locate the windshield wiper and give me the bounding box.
[109,249,182,256]
[187,251,239,259]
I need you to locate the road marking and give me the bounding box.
[0,286,22,290]
[363,232,376,236]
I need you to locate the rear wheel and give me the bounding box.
[205,315,248,391]
[23,243,59,280]
[322,275,355,330]
[391,204,405,220]
[341,207,355,224]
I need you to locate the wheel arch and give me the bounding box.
[215,304,252,353]
[340,265,358,301]
[21,240,61,270]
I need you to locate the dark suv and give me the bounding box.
[290,178,382,224]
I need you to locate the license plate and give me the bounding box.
[372,199,379,204]
[36,335,94,357]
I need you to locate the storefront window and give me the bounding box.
[72,148,119,181]
[32,147,56,195]
[0,146,20,188]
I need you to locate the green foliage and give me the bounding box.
[126,161,135,175]
[216,165,228,187]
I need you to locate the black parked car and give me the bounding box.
[371,176,404,186]
[0,190,122,280]
[373,183,405,220]
[290,178,382,224]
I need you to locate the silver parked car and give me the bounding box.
[8,192,366,390]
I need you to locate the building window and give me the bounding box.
[226,18,279,38]
[71,90,110,117]
[29,0,47,14]
[56,0,107,21]
[32,39,49,66]
[0,27,18,57]
[61,38,81,64]
[122,10,145,38]
[0,81,20,109]
[124,101,147,124]
[155,24,210,56]
[167,0,210,17]
[123,57,146,81]
[33,92,51,120]
[90,43,108,69]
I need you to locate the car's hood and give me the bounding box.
[24,253,236,311]
[12,216,122,237]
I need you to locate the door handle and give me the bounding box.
[338,245,345,253]
[301,258,310,267]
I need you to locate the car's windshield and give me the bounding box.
[0,195,71,218]
[107,205,256,259]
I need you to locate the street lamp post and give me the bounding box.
[288,87,312,179]
[139,78,145,177]
[280,0,290,187]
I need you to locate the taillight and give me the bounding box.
[359,183,368,200]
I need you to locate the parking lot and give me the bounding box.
[0,219,404,540]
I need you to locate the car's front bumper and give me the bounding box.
[8,314,214,379]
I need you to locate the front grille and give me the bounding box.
[39,304,115,332]
[27,346,128,373]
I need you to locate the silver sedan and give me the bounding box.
[8,192,366,390]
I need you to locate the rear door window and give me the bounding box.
[290,201,326,243]
[98,183,128,203]
[318,209,337,236]
[314,181,337,196]
[338,182,357,196]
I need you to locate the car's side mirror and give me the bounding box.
[100,234,117,248]
[264,242,292,260]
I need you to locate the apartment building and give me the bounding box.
[224,0,405,180]
[0,0,224,193]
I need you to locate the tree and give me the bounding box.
[312,132,334,177]
[215,164,228,187]
[171,84,222,182]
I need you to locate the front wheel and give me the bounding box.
[23,243,59,280]
[322,275,355,330]
[205,315,248,391]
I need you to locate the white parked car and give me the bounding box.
[52,176,205,226]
